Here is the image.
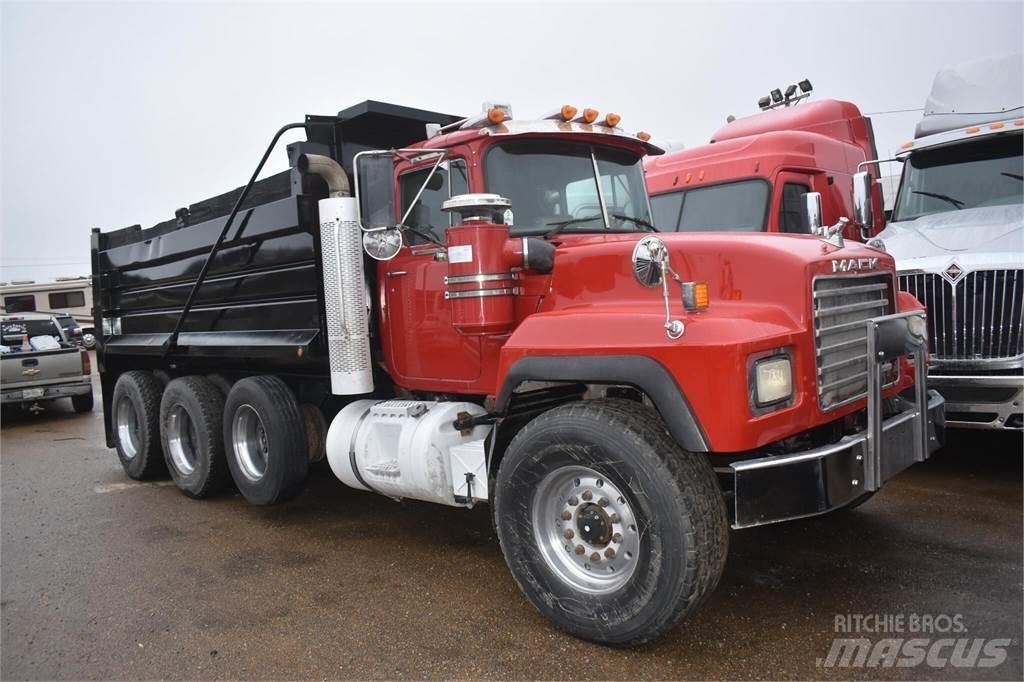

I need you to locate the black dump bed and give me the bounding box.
[91,101,461,374]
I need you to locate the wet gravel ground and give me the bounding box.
[1,382,1021,681]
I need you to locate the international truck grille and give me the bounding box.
[898,269,1023,364]
[813,274,895,411]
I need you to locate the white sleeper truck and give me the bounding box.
[854,54,1023,430]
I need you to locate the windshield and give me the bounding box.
[484,140,652,235]
[652,179,770,232]
[893,133,1023,222]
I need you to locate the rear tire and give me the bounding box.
[72,391,94,413]
[494,400,728,647]
[160,376,229,499]
[223,376,308,505]
[111,371,166,480]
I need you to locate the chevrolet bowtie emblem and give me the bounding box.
[21,368,40,376]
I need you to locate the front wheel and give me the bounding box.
[494,400,728,647]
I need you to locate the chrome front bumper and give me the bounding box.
[730,311,945,529]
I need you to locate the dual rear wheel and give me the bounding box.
[111,372,308,505]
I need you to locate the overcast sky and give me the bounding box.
[2,0,1022,282]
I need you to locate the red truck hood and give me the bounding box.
[543,232,895,315]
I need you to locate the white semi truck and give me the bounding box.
[854,54,1023,430]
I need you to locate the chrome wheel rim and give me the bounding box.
[166,404,198,475]
[232,404,268,482]
[531,465,641,594]
[115,396,140,459]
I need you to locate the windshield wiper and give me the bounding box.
[611,214,657,232]
[911,190,964,209]
[544,214,603,239]
[399,224,445,247]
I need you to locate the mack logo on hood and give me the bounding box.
[832,258,879,273]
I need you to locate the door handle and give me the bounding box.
[387,270,408,278]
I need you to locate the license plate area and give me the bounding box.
[23,388,44,399]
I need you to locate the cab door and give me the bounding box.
[380,158,482,384]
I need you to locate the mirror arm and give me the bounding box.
[398,151,447,228]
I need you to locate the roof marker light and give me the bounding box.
[577,108,599,124]
[561,105,577,121]
[900,141,914,150]
[990,122,1005,130]
[1015,119,1024,126]
[965,126,980,134]
[602,113,621,128]
[487,107,508,124]
[636,131,652,142]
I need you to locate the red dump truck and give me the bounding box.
[646,98,886,241]
[92,100,943,646]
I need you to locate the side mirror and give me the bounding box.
[853,171,874,238]
[803,192,823,234]
[354,154,397,230]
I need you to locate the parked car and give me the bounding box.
[1,313,94,413]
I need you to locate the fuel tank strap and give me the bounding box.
[348,407,378,494]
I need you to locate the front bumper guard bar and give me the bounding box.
[730,311,946,529]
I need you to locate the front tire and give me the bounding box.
[159,376,229,499]
[223,376,308,505]
[494,400,728,647]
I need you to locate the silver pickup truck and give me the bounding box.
[1,314,93,413]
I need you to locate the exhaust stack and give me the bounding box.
[303,155,373,395]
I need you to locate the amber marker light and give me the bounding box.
[900,141,914,149]
[965,126,980,134]
[990,122,1005,130]
[636,131,652,142]
[487,107,507,124]
[603,113,621,127]
[694,282,709,309]
[681,281,710,311]
[561,104,578,121]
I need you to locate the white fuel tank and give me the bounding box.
[326,400,492,506]
[318,195,373,395]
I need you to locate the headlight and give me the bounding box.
[753,355,792,407]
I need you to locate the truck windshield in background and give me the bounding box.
[651,179,769,232]
[893,133,1024,222]
[484,140,652,235]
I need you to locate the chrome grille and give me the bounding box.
[898,269,1023,363]
[813,274,895,411]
